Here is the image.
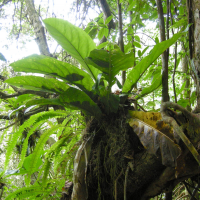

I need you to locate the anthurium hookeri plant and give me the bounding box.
[5,18,184,118]
[4,18,186,200]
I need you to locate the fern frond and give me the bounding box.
[46,133,72,159]
[5,110,69,170]
[0,120,9,144]
[36,159,50,184]
[28,125,64,178]
[42,159,51,187]
[5,186,45,200]
[19,121,46,168]
[54,135,80,173]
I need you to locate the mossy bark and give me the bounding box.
[70,107,200,200]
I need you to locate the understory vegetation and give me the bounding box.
[0,0,200,199]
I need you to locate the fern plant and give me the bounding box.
[3,109,83,199]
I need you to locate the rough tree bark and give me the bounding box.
[181,43,191,111]
[191,0,200,111]
[25,0,51,56]
[70,103,200,200]
[98,0,115,44]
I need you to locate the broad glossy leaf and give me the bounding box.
[97,41,109,49]
[123,31,185,93]
[133,41,141,48]
[14,94,35,108]
[177,99,190,108]
[129,118,181,167]
[86,49,134,83]
[43,18,100,80]
[24,105,37,114]
[0,168,20,176]
[10,54,94,94]
[5,76,69,94]
[176,81,186,97]
[8,105,25,119]
[136,73,162,99]
[105,16,113,24]
[60,87,102,118]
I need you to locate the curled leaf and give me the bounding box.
[129,118,181,167]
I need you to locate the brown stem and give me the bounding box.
[117,0,125,86]
[187,0,194,60]
[0,89,49,99]
[99,0,115,30]
[0,106,47,120]
[169,0,178,104]
[124,165,129,200]
[166,0,170,60]
[0,122,17,131]
[156,0,169,102]
[172,42,178,103]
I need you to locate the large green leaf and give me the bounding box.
[122,31,185,93]
[86,49,134,85]
[59,87,102,118]
[5,76,69,94]
[10,54,94,95]
[43,18,100,80]
[136,73,162,99]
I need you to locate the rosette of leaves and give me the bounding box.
[5,18,184,118]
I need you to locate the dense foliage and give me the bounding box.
[0,0,200,199]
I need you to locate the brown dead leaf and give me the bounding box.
[129,118,181,167]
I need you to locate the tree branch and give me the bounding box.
[99,0,115,30]
[161,101,200,165]
[0,0,12,9]
[0,89,49,99]
[99,0,115,44]
[0,106,47,120]
[0,122,16,131]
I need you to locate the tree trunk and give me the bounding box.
[25,0,51,56]
[181,43,191,111]
[156,0,169,102]
[117,0,126,86]
[71,106,200,200]
[191,0,200,111]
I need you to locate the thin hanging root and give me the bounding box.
[161,102,200,166]
[124,165,130,200]
[115,169,123,200]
